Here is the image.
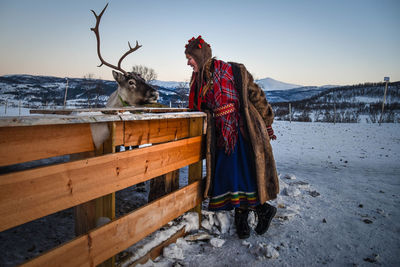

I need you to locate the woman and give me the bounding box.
[185,36,279,239]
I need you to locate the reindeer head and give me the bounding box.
[91,4,159,107]
[112,70,158,105]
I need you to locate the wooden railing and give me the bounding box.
[0,108,206,266]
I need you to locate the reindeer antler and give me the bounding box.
[90,3,142,75]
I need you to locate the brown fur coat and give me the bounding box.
[203,61,279,204]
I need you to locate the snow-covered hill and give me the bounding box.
[272,82,400,123]
[151,77,302,92]
[0,74,314,109]
[1,75,399,123]
[255,77,302,91]
[150,80,189,89]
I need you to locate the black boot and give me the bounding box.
[255,203,277,235]
[234,208,250,239]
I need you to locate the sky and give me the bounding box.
[0,0,399,86]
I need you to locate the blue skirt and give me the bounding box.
[208,133,259,211]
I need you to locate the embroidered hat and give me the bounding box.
[184,35,212,70]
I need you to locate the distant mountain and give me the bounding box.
[0,74,315,108]
[150,80,188,89]
[272,82,400,123]
[255,78,302,91]
[1,74,398,123]
[0,74,116,108]
[265,86,330,103]
[152,77,302,91]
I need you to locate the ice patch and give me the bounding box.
[163,243,184,260]
[210,237,225,248]
[215,211,231,234]
[182,212,199,232]
[265,244,280,259]
[283,173,296,180]
[282,186,301,197]
[256,243,280,260]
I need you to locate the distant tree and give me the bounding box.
[82,74,105,108]
[175,82,189,107]
[297,110,312,122]
[131,65,157,82]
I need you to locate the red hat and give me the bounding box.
[184,35,212,70]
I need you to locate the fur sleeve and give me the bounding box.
[247,72,274,126]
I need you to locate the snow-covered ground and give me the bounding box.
[131,121,400,267]
[1,121,399,266]
[0,104,31,116]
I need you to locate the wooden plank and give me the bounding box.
[0,136,203,232]
[0,124,95,167]
[29,107,190,115]
[22,181,202,267]
[0,112,205,128]
[124,118,189,146]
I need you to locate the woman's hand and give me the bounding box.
[267,126,277,140]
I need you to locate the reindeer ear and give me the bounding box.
[112,70,124,83]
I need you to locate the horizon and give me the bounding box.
[3,73,398,90]
[0,0,399,86]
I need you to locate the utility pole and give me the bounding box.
[379,77,390,125]
[333,90,337,124]
[63,78,69,108]
[289,103,292,123]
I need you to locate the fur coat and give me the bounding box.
[202,60,280,204]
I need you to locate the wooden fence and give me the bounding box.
[0,107,206,266]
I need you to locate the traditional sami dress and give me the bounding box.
[189,60,259,211]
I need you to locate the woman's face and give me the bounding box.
[186,54,199,73]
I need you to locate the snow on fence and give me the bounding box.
[0,107,206,266]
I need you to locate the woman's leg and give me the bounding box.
[234,207,250,239]
[254,202,277,235]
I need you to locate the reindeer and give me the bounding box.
[90,4,178,203]
[89,3,159,149]
[91,3,159,108]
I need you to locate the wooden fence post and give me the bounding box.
[379,80,389,125]
[74,122,116,267]
[188,117,204,226]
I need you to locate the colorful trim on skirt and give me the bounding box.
[209,191,257,210]
[208,133,259,211]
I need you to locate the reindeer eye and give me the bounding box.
[129,80,135,85]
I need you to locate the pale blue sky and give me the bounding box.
[0,0,399,86]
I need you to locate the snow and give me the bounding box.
[150,80,189,89]
[1,121,399,266]
[130,121,400,266]
[151,77,303,91]
[0,104,32,116]
[255,78,302,91]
